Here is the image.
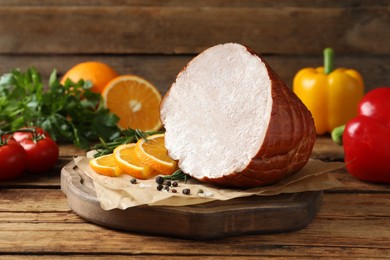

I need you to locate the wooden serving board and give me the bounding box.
[61,161,323,240]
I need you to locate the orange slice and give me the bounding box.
[102,75,162,131]
[135,134,177,175]
[89,154,122,177]
[114,143,159,179]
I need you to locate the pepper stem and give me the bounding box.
[331,124,345,145]
[324,48,334,74]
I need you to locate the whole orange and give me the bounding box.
[61,61,119,93]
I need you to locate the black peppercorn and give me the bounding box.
[182,188,191,195]
[130,178,137,184]
[172,181,178,187]
[163,185,170,191]
[157,184,163,191]
[171,189,177,193]
[166,180,171,186]
[155,176,164,185]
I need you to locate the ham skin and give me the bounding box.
[160,43,316,189]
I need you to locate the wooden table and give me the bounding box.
[0,137,389,259]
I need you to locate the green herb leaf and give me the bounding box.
[93,128,164,157]
[163,169,190,182]
[0,67,121,149]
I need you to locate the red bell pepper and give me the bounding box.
[341,87,390,184]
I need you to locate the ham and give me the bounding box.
[160,43,316,188]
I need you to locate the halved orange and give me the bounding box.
[114,143,159,179]
[89,154,122,177]
[134,134,177,175]
[102,75,162,131]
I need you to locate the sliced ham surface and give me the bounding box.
[160,43,316,188]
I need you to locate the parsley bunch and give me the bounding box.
[0,67,121,149]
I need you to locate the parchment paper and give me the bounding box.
[74,156,344,210]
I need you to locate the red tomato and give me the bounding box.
[19,136,59,174]
[0,140,27,181]
[12,127,51,142]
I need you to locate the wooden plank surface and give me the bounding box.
[1,0,389,7]
[0,54,388,94]
[0,191,389,258]
[0,137,389,258]
[0,3,388,55]
[0,1,388,93]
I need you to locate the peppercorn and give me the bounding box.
[172,181,178,187]
[171,189,177,193]
[155,176,164,185]
[130,178,137,184]
[166,180,171,186]
[157,184,163,191]
[182,188,191,195]
[163,185,170,191]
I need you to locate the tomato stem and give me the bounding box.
[0,129,21,145]
[0,128,45,144]
[0,130,6,146]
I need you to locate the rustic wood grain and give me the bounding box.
[0,191,389,258]
[0,3,388,55]
[1,0,389,7]
[311,136,344,161]
[0,133,387,254]
[0,54,387,94]
[330,171,390,193]
[0,189,69,211]
[0,1,387,95]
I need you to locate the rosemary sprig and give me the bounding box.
[163,169,190,183]
[93,128,164,157]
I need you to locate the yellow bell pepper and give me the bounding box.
[293,48,364,135]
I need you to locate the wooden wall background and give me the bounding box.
[0,0,389,95]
